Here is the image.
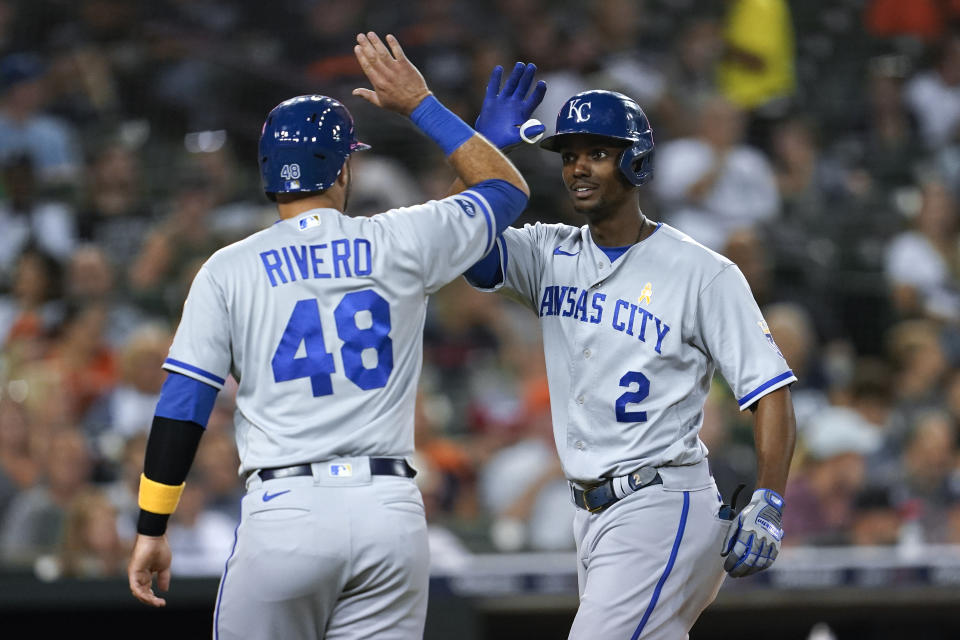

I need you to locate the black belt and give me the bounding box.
[571,468,663,513]
[257,457,417,481]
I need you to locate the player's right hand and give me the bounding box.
[128,533,173,607]
[720,488,784,577]
[352,32,431,116]
[475,62,547,150]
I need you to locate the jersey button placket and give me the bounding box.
[570,267,595,456]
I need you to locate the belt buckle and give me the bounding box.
[582,484,607,513]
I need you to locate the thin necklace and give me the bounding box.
[635,215,648,244]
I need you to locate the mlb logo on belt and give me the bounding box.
[329,463,353,477]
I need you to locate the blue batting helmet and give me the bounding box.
[258,95,370,200]
[539,90,654,186]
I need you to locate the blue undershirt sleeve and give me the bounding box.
[464,241,504,288]
[153,372,220,428]
[461,177,524,289]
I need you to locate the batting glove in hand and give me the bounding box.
[475,62,546,150]
[720,488,784,577]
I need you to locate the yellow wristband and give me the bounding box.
[138,474,186,515]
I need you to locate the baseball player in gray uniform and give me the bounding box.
[464,64,798,639]
[127,33,530,639]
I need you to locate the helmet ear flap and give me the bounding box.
[618,145,654,186]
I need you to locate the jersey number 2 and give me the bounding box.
[615,370,650,422]
[271,290,394,396]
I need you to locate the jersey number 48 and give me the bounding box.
[279,164,301,180]
[271,290,393,396]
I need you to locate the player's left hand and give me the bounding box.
[720,488,784,577]
[475,62,547,150]
[128,533,173,607]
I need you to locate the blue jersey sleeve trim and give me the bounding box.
[163,357,227,387]
[467,179,528,237]
[460,190,495,255]
[154,372,220,427]
[738,370,796,409]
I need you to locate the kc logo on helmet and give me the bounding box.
[568,99,592,123]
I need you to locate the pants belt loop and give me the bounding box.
[612,475,631,500]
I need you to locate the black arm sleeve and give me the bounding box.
[136,416,205,536]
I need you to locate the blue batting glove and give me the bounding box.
[720,488,784,578]
[475,62,547,150]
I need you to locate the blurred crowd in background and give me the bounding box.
[2,0,960,581]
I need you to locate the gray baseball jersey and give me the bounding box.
[471,219,794,638]
[162,190,498,474]
[473,221,795,484]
